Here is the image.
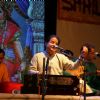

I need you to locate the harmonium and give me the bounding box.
[21,74,79,95]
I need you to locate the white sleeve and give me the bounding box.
[29,54,38,71]
[62,55,82,70]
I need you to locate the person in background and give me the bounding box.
[28,35,87,75]
[79,43,100,95]
[0,48,10,82]
[63,43,100,95]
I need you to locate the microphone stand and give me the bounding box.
[42,57,49,100]
[77,54,86,100]
[42,58,46,100]
[80,57,86,100]
[83,66,86,100]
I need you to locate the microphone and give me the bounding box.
[95,52,100,58]
[53,45,64,51]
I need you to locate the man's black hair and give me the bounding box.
[80,43,95,53]
[46,35,61,45]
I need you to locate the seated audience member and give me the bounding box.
[0,48,10,82]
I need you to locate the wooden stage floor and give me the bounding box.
[0,93,100,100]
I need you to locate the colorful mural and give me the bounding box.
[0,0,44,82]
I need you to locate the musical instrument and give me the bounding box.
[45,75,79,95]
[21,74,79,95]
[67,66,100,78]
[67,66,84,78]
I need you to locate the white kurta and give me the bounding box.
[29,51,81,75]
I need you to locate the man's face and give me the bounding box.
[88,48,95,60]
[0,53,4,63]
[46,37,58,55]
[82,46,88,59]
[82,46,95,60]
